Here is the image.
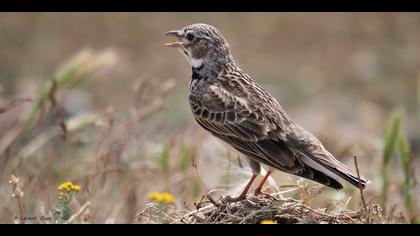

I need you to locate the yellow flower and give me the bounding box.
[161,192,175,204]
[58,181,80,193]
[260,220,277,224]
[147,192,175,204]
[147,192,160,201]
[71,184,81,192]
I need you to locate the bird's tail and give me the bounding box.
[325,161,371,189]
[300,151,370,190]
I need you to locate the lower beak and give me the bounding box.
[163,29,184,49]
[164,41,185,49]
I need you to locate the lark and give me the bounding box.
[164,23,369,201]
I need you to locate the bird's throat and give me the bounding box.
[192,66,204,80]
[190,58,203,68]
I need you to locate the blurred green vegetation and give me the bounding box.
[382,112,415,220]
[382,112,401,213]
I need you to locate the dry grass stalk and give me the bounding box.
[354,156,369,223]
[68,201,91,224]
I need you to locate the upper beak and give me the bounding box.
[163,30,184,49]
[163,30,180,37]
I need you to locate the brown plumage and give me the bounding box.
[164,23,369,200]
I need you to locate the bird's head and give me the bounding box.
[164,23,233,71]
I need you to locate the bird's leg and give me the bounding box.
[253,170,274,197]
[224,174,257,203]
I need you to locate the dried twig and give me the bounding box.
[0,98,32,114]
[353,156,369,223]
[58,116,68,143]
[68,201,91,224]
[48,79,58,110]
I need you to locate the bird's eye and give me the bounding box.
[186,33,195,41]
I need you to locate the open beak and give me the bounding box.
[163,30,185,49]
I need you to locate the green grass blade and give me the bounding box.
[381,112,401,213]
[160,145,170,176]
[396,126,413,217]
[179,144,191,173]
[192,176,202,198]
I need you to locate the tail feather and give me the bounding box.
[300,152,370,189]
[323,164,369,189]
[297,165,344,189]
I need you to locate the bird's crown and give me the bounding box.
[180,23,228,46]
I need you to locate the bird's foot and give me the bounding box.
[222,194,248,204]
[253,188,278,201]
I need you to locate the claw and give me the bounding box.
[222,195,248,204]
[253,189,279,201]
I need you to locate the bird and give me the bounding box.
[164,23,369,202]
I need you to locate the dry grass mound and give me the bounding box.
[138,195,388,224]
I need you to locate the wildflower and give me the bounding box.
[71,184,81,192]
[58,181,81,193]
[9,174,24,199]
[8,175,20,186]
[54,181,80,224]
[161,192,175,204]
[260,220,277,224]
[147,192,175,204]
[11,188,24,198]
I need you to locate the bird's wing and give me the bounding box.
[189,83,303,171]
[190,82,288,139]
[189,82,354,189]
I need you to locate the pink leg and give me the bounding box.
[225,174,258,202]
[254,170,273,196]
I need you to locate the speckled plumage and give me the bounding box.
[165,23,369,191]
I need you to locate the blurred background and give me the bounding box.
[0,13,419,223]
